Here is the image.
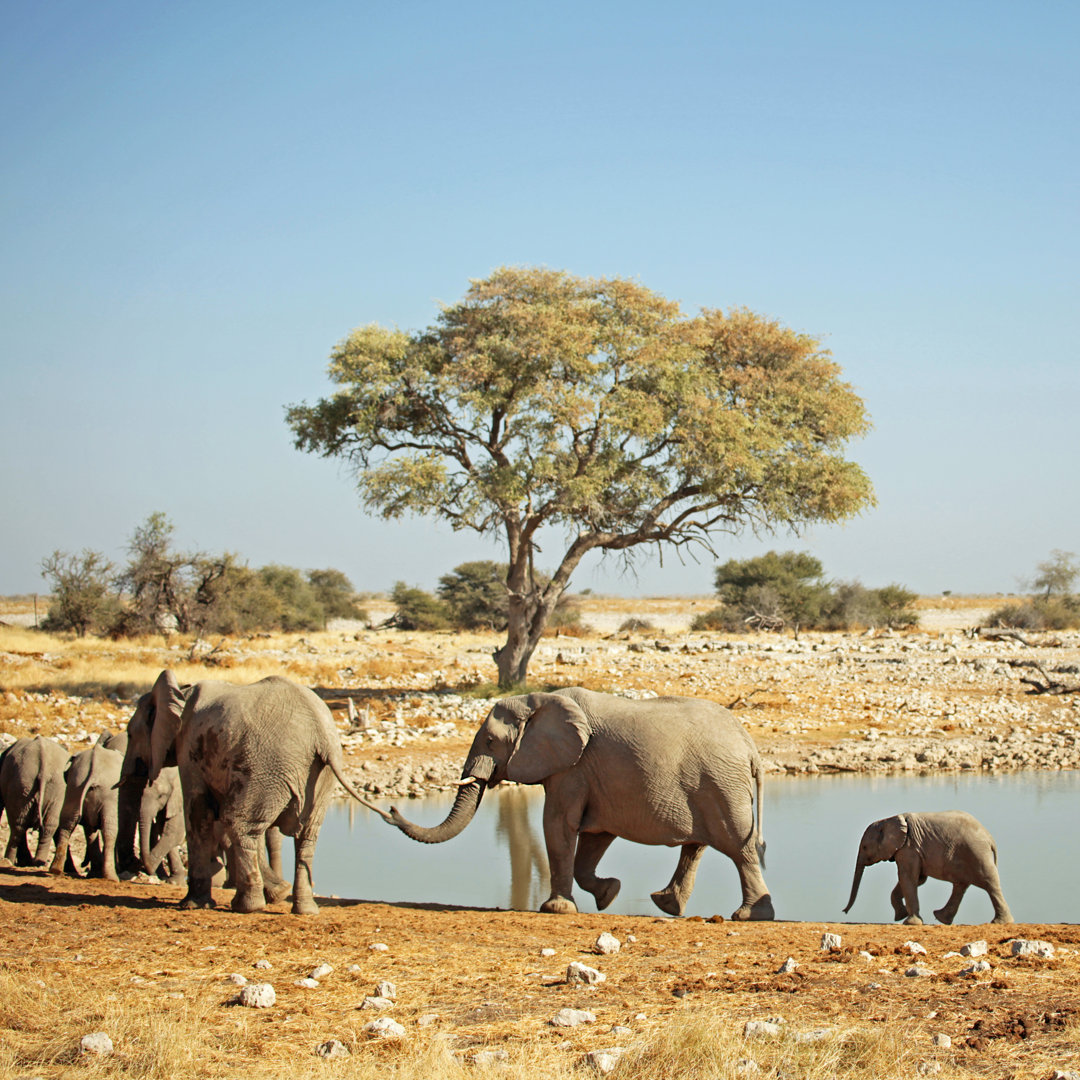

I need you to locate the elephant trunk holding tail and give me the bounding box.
[843,810,1012,925]
[390,687,773,920]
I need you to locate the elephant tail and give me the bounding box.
[752,755,766,870]
[322,750,396,824]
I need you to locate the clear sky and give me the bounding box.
[2,1,1077,598]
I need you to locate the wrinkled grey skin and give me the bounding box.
[843,810,1013,925]
[121,670,387,915]
[49,744,123,880]
[0,736,72,866]
[390,688,773,920]
[138,766,186,882]
[96,730,141,875]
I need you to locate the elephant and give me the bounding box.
[0,736,72,867]
[49,743,124,880]
[122,669,385,914]
[388,687,773,920]
[137,765,186,882]
[96,730,140,875]
[842,811,1013,925]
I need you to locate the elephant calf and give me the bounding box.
[843,810,1012,925]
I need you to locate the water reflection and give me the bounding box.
[314,771,1080,923]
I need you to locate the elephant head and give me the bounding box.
[843,814,909,914]
[139,766,183,875]
[389,692,590,844]
[118,671,189,789]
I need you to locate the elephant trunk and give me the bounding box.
[139,804,158,875]
[389,755,495,844]
[842,858,866,914]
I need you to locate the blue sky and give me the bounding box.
[2,1,1077,598]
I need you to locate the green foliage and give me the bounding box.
[389,582,451,631]
[437,561,508,630]
[39,549,119,636]
[1032,549,1079,598]
[987,596,1080,631]
[819,581,919,630]
[287,266,875,685]
[308,568,367,622]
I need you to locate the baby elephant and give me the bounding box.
[843,811,1012,925]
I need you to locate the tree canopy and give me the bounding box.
[287,266,875,685]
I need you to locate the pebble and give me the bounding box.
[369,943,389,952]
[296,978,321,989]
[541,948,556,957]
[960,940,988,957]
[962,960,992,975]
[375,980,397,1000]
[1011,939,1055,958]
[473,1049,509,1066]
[363,1017,405,1038]
[776,957,798,974]
[361,996,394,1010]
[594,932,621,955]
[932,1034,952,1048]
[226,973,248,986]
[903,941,927,955]
[550,1008,596,1028]
[315,1039,350,1059]
[821,933,841,951]
[79,1032,113,1056]
[567,961,606,985]
[583,1047,625,1073]
[905,966,935,978]
[311,963,333,979]
[238,983,276,1008]
[744,1021,782,1039]
[254,959,272,970]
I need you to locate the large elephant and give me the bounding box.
[842,810,1013,925]
[123,669,385,915]
[0,736,72,867]
[389,687,773,920]
[49,743,123,880]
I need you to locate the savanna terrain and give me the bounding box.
[1,594,1079,1080]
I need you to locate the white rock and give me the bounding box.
[416,1013,439,1027]
[567,961,606,985]
[962,960,991,974]
[296,978,321,989]
[473,1049,509,1066]
[226,973,248,986]
[796,1028,833,1043]
[595,932,621,955]
[541,947,556,957]
[1051,1071,1080,1080]
[736,1059,761,1075]
[859,950,874,962]
[347,964,363,973]
[363,1016,405,1038]
[254,959,272,970]
[744,1021,782,1039]
[932,1033,952,1048]
[311,963,334,979]
[315,1039,349,1059]
[776,957,797,974]
[961,940,988,957]
[550,1008,596,1027]
[375,980,397,1000]
[361,996,394,1010]
[917,1062,942,1076]
[80,1032,113,1056]
[820,933,841,951]
[610,1025,632,1036]
[903,941,927,955]
[584,1047,625,1073]
[238,983,276,1008]
[1011,939,1055,958]
[905,966,935,978]
[626,935,637,943]
[369,942,389,952]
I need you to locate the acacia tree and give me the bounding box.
[287,267,875,687]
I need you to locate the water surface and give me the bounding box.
[313,771,1080,924]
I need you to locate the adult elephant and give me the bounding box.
[842,811,1013,925]
[124,670,385,914]
[0,736,72,867]
[49,743,123,880]
[388,688,773,920]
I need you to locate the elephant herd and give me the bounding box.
[0,674,1013,926]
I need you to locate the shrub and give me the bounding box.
[713,551,830,630]
[437,561,508,630]
[39,549,119,637]
[389,582,451,630]
[986,596,1080,631]
[618,617,655,632]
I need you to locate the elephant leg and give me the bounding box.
[981,867,1013,924]
[290,834,320,916]
[730,838,775,921]
[890,881,909,920]
[651,843,705,917]
[180,789,218,909]
[99,805,119,882]
[165,848,186,884]
[8,805,35,866]
[48,825,76,876]
[899,867,925,926]
[539,797,581,915]
[933,882,967,925]
[229,831,268,914]
[266,827,284,880]
[115,782,142,876]
[260,844,291,905]
[574,832,620,911]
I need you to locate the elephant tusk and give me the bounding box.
[451,776,479,787]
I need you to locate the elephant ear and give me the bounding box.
[883,814,909,861]
[147,670,187,784]
[506,694,590,784]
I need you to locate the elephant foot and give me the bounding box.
[903,914,924,926]
[103,870,119,883]
[179,895,216,910]
[591,877,621,912]
[291,898,320,916]
[47,862,65,876]
[991,913,1013,924]
[932,907,956,925]
[540,896,579,915]
[732,895,775,922]
[165,872,187,886]
[264,880,292,905]
[650,888,686,918]
[231,887,268,914]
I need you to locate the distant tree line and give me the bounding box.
[987,549,1080,630]
[690,551,920,632]
[39,513,366,637]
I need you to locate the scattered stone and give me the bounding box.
[296,978,321,989]
[254,958,273,970]
[79,1032,113,1056]
[541,948,556,957]
[363,1016,405,1038]
[735,1059,761,1075]
[744,1021,782,1039]
[866,982,882,991]
[917,1063,942,1076]
[1051,1071,1080,1080]
[361,996,394,1010]
[626,935,637,943]
[473,1049,509,1066]
[238,983,276,1008]
[375,980,397,1000]
[567,961,606,985]
[932,1034,952,1048]
[961,940,988,957]
[903,941,927,955]
[583,1047,625,1073]
[796,1028,833,1043]
[417,1013,440,1027]
[594,932,621,955]
[610,1025,632,1036]
[821,933,841,951]
[859,950,874,962]
[905,966,935,978]
[776,957,798,974]
[311,963,334,979]
[1011,939,1055,958]
[369,943,389,952]
[347,964,363,973]
[315,1039,350,1060]
[962,960,992,975]
[550,1008,596,1028]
